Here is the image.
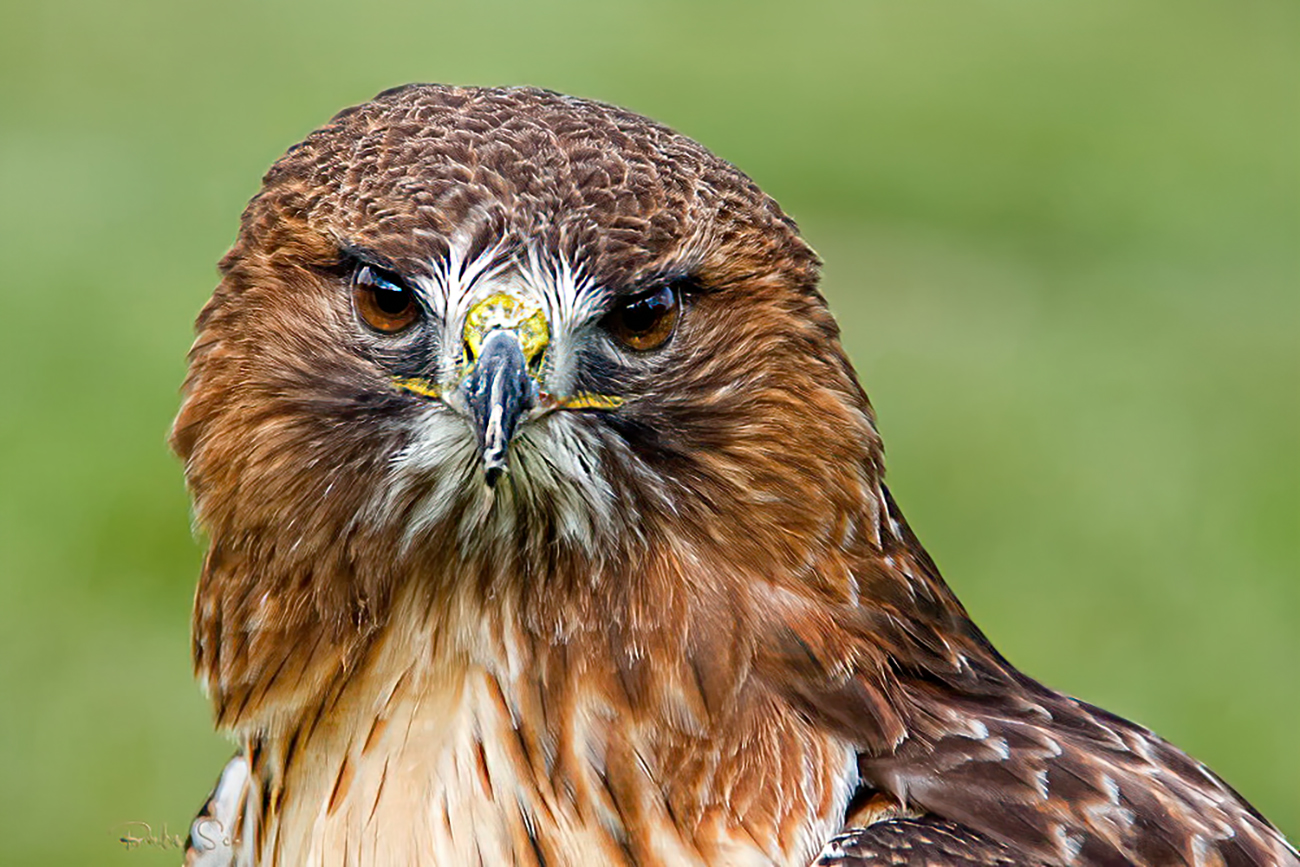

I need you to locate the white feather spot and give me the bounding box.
[986,736,1012,760]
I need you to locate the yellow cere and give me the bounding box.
[392,377,442,400]
[463,293,550,367]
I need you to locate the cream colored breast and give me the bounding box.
[254,586,856,867]
[254,583,639,867]
[268,670,600,866]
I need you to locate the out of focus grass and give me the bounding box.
[0,1,1295,863]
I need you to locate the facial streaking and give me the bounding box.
[390,284,627,489]
[352,245,655,554]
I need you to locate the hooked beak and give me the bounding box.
[465,329,538,486]
[461,294,548,487]
[392,292,624,487]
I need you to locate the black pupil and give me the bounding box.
[621,287,671,333]
[373,285,410,315]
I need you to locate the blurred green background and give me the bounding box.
[1,0,1295,862]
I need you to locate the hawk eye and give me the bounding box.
[353,265,420,334]
[604,284,679,351]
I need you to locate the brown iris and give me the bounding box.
[604,284,679,351]
[353,265,420,334]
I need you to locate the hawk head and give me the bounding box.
[173,85,1295,867]
[173,85,888,704]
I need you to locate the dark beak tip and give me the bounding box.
[466,329,537,485]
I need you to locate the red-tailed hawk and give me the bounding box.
[173,85,1296,866]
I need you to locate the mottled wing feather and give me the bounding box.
[800,499,1300,866]
[814,818,1031,866]
[861,687,1300,866]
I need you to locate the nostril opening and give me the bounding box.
[528,349,546,377]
